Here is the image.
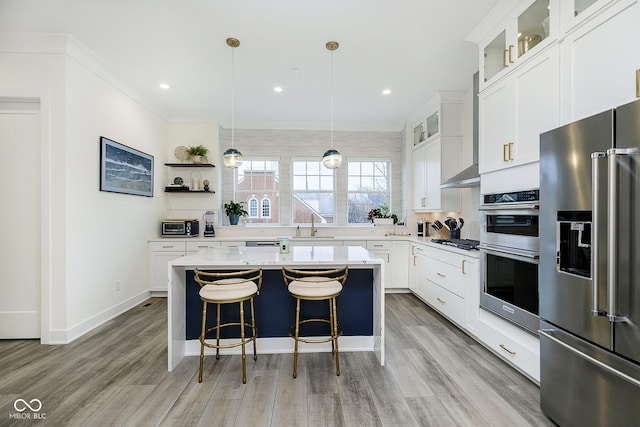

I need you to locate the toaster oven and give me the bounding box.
[161,219,199,237]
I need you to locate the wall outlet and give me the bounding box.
[115,280,120,291]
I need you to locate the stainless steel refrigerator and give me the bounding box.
[539,99,640,427]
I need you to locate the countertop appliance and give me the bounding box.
[161,219,199,237]
[539,99,640,426]
[478,189,540,334]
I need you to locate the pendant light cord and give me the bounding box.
[231,45,235,149]
[330,48,334,149]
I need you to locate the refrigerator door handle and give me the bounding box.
[605,147,637,323]
[590,151,607,317]
[539,329,640,388]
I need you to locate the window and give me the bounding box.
[236,160,279,224]
[261,198,271,218]
[248,198,259,218]
[347,161,390,223]
[292,160,334,224]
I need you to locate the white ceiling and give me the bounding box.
[0,0,499,131]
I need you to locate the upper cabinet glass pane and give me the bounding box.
[517,0,550,58]
[426,111,439,139]
[484,30,506,82]
[574,0,598,16]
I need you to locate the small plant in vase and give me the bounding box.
[224,200,248,225]
[367,203,398,225]
[186,145,209,164]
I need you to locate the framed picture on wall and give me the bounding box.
[100,136,154,197]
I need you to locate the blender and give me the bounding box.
[203,210,216,237]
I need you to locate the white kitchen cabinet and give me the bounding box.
[422,246,469,328]
[480,0,556,88]
[409,244,429,299]
[389,241,410,290]
[479,43,560,174]
[476,310,541,382]
[290,239,342,247]
[147,241,186,293]
[366,241,390,290]
[186,241,222,253]
[559,0,640,122]
[412,137,461,212]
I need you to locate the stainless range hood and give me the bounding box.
[441,72,480,189]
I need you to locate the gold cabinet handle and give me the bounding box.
[503,144,509,162]
[462,259,467,274]
[636,69,640,98]
[162,245,174,248]
[500,344,517,355]
[508,45,514,64]
[436,297,446,304]
[503,49,509,67]
[508,142,514,161]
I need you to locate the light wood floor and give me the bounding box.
[0,294,553,426]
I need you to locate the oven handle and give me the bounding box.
[479,203,539,211]
[478,244,539,260]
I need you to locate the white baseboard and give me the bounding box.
[48,291,152,344]
[185,336,374,356]
[0,311,39,338]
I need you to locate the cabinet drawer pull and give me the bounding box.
[508,45,514,64]
[503,49,508,67]
[162,245,174,249]
[197,245,208,248]
[499,344,517,356]
[436,297,446,304]
[636,69,640,98]
[508,142,514,161]
[503,144,509,162]
[373,244,384,248]
[436,272,446,278]
[462,259,466,274]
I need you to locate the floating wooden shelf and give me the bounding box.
[164,186,215,193]
[164,163,215,167]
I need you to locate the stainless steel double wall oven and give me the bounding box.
[479,189,540,334]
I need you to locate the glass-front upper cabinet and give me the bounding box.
[574,0,598,16]
[480,0,554,86]
[559,0,614,32]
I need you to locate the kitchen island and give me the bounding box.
[167,245,385,370]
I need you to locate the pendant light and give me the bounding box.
[322,41,342,169]
[223,37,243,168]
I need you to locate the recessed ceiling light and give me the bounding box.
[274,86,283,93]
[382,89,391,95]
[159,83,170,90]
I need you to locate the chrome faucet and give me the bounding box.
[311,213,317,237]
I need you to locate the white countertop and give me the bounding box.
[170,245,384,268]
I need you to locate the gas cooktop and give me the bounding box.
[430,238,480,250]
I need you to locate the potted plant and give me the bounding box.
[186,144,209,164]
[367,203,398,225]
[224,200,248,225]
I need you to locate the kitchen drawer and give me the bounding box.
[425,257,464,297]
[366,240,391,250]
[425,281,465,327]
[186,241,221,252]
[477,310,540,381]
[425,245,464,267]
[220,241,245,248]
[148,241,187,252]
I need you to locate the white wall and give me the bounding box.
[63,54,166,336]
[0,33,167,342]
[164,121,219,220]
